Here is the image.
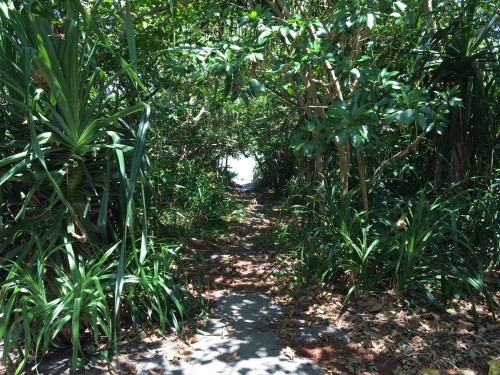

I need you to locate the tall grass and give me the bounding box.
[280,180,498,314]
[1,244,117,372]
[0,241,202,373]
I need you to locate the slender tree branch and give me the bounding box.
[192,105,207,124]
[277,0,292,17]
[265,80,300,109]
[293,0,344,101]
[132,5,170,23]
[371,134,427,184]
[356,149,369,217]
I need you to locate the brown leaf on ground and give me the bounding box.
[184,335,199,345]
[221,327,236,338]
[179,347,193,356]
[282,346,297,361]
[223,351,238,362]
[418,369,440,375]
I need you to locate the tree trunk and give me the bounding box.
[423,0,437,32]
[356,150,369,220]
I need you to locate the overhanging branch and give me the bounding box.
[132,5,171,23]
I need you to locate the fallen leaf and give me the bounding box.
[166,351,182,361]
[113,363,138,374]
[282,346,296,361]
[148,369,165,375]
[221,327,236,338]
[184,335,199,345]
[460,321,475,328]
[179,347,193,356]
[458,370,476,375]
[223,351,238,362]
[166,349,189,362]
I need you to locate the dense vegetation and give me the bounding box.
[0,0,498,373]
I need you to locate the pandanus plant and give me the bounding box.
[415,0,499,186]
[0,0,154,372]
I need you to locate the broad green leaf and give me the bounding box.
[366,13,376,29]
[394,1,407,11]
[350,68,361,79]
[415,113,427,130]
[258,29,272,44]
[401,109,414,124]
[249,78,264,95]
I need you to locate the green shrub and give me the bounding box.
[0,1,205,372]
[280,180,498,315]
[0,242,203,374]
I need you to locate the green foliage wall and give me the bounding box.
[0,1,202,372]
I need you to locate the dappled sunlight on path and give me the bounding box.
[116,188,321,374]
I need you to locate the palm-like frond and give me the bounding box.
[0,0,152,371]
[415,1,499,184]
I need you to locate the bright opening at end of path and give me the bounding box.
[226,155,256,188]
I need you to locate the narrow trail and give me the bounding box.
[138,188,323,374]
[29,188,323,375]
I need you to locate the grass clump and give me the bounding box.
[279,179,499,316]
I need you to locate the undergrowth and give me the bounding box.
[0,242,206,373]
[278,178,499,317]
